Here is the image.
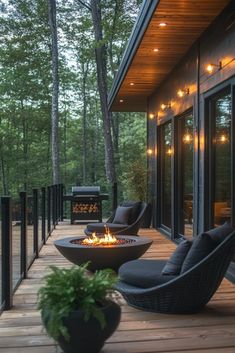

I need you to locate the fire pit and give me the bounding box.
[54,232,152,272]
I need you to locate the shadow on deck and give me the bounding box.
[0,221,235,353]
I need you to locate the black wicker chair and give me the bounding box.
[84,201,148,236]
[115,231,235,314]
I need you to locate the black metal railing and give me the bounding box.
[0,183,64,312]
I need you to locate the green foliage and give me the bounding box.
[37,263,117,341]
[122,159,147,201]
[0,0,146,210]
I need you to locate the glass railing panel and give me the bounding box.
[50,187,54,231]
[0,200,2,306]
[38,190,43,249]
[27,196,34,267]
[12,199,21,289]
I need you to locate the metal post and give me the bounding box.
[33,189,39,258]
[1,196,13,310]
[47,186,51,236]
[60,184,64,221]
[56,184,59,223]
[20,192,27,278]
[112,182,118,211]
[41,187,46,244]
[52,185,56,227]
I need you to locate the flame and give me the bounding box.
[82,225,118,246]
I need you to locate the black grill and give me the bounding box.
[64,186,108,224]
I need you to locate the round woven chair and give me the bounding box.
[84,202,148,236]
[115,231,235,314]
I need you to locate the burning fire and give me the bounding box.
[81,225,118,246]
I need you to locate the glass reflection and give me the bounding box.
[161,122,172,228]
[0,203,2,306]
[213,93,231,226]
[179,114,194,237]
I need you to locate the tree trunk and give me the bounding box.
[48,0,60,184]
[81,61,89,185]
[90,0,116,186]
[63,106,67,185]
[21,100,28,191]
[0,150,7,195]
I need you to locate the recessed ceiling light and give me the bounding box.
[153,48,159,52]
[119,99,124,103]
[130,82,135,86]
[159,22,167,27]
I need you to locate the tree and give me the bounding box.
[90,0,117,208]
[48,0,60,184]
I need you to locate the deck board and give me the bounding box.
[0,222,235,352]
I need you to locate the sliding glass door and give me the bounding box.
[160,121,172,229]
[207,89,232,227]
[176,111,194,237]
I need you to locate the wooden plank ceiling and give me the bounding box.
[110,0,230,112]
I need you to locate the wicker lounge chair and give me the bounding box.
[115,229,235,314]
[84,201,148,236]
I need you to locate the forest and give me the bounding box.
[0,0,147,208]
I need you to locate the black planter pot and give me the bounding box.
[43,300,121,353]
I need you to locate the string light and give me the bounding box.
[206,61,222,74]
[177,88,189,97]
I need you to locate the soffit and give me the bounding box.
[109,0,230,112]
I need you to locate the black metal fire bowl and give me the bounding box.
[54,235,153,272]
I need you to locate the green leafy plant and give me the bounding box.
[37,263,117,341]
[122,159,147,201]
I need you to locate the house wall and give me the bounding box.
[147,1,235,282]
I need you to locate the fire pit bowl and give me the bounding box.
[54,235,153,272]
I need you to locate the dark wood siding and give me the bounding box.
[147,2,235,282]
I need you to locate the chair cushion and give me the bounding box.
[113,206,133,224]
[161,240,192,275]
[86,222,128,234]
[206,222,234,244]
[180,233,216,274]
[119,259,177,288]
[121,201,142,224]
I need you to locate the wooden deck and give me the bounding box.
[0,222,235,353]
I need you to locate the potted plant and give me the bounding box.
[37,263,121,353]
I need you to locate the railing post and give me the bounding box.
[60,184,64,221]
[33,189,39,258]
[20,191,27,279]
[47,186,51,235]
[56,184,59,223]
[1,196,13,310]
[41,187,46,244]
[52,185,56,227]
[112,182,118,211]
[56,184,59,222]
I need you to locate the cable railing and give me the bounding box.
[0,183,64,312]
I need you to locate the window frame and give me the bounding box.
[204,80,235,230]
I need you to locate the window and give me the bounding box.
[176,111,194,237]
[207,89,232,227]
[160,121,172,229]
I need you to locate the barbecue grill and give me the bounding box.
[63,186,108,224]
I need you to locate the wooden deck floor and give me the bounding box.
[0,222,235,353]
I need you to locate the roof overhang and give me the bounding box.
[108,0,230,112]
